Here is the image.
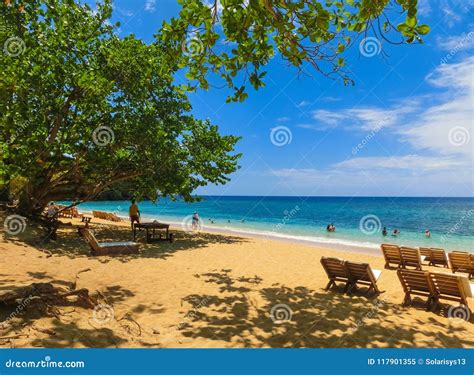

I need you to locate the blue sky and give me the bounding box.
[93,0,473,197]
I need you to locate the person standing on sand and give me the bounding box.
[47,202,57,218]
[192,212,200,230]
[129,199,140,229]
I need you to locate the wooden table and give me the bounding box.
[133,222,173,243]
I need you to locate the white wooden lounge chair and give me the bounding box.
[83,229,139,256]
[397,269,435,310]
[345,261,382,295]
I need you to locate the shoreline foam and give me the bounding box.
[82,210,384,256]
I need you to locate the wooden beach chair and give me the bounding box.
[380,244,402,269]
[57,207,73,218]
[71,207,83,218]
[106,212,122,222]
[419,247,432,265]
[400,246,424,270]
[320,257,351,292]
[429,272,473,312]
[448,252,474,279]
[344,261,382,295]
[82,229,139,256]
[397,269,435,310]
[429,248,449,268]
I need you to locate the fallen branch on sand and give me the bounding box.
[71,268,92,291]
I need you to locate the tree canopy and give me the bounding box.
[0,0,240,216]
[0,0,428,217]
[161,0,429,101]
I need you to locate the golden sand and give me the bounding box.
[0,218,472,348]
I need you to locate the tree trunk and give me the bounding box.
[16,183,50,218]
[0,181,10,202]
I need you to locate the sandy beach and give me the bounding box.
[0,217,472,348]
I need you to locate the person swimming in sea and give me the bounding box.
[382,227,387,236]
[425,229,431,238]
[326,223,335,232]
[392,229,400,236]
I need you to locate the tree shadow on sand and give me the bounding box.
[29,321,128,348]
[178,270,474,348]
[2,224,248,263]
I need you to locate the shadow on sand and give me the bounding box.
[1,222,472,348]
[2,221,248,263]
[177,269,473,348]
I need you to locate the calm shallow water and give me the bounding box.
[68,196,474,252]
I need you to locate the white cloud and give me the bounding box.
[309,100,419,131]
[296,96,341,109]
[417,0,432,16]
[303,57,473,159]
[311,109,347,126]
[271,57,474,196]
[145,0,156,12]
[297,100,311,108]
[114,6,134,17]
[402,57,474,158]
[437,32,474,52]
[296,123,335,131]
[334,155,467,171]
[417,1,474,27]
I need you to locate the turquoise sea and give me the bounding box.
[68,196,474,252]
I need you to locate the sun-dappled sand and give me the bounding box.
[0,217,472,348]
